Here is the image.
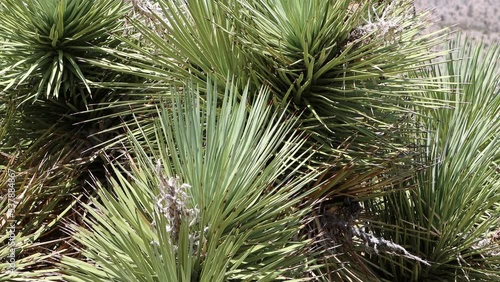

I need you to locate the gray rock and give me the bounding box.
[415,0,499,45]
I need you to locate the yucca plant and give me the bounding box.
[0,0,130,103]
[2,0,477,281]
[97,0,446,167]
[0,1,146,279]
[0,0,145,170]
[0,0,153,160]
[0,0,149,147]
[84,4,450,277]
[91,7,450,277]
[365,36,500,281]
[59,79,328,281]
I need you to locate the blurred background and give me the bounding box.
[415,0,499,46]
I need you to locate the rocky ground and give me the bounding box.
[414,0,499,46]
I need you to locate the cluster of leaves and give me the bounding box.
[99,0,447,166]
[0,0,130,102]
[0,0,140,280]
[0,0,498,281]
[365,37,500,281]
[61,81,326,281]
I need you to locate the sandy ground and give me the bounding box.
[414,0,500,45]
